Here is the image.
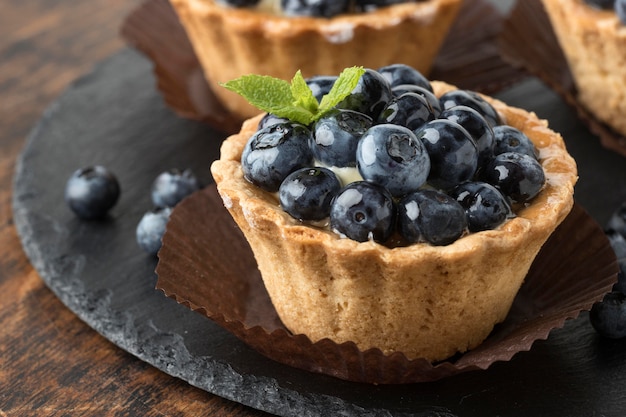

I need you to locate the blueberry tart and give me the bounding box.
[210,69,577,362]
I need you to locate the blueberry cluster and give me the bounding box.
[241,64,546,246]
[217,0,417,17]
[585,0,626,24]
[590,203,626,338]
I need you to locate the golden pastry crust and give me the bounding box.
[541,0,626,136]
[170,0,463,119]
[210,81,577,361]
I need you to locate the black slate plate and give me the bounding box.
[12,49,626,416]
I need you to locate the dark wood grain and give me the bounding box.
[0,1,267,415]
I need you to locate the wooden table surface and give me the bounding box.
[0,1,268,415]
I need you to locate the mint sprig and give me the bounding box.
[222,67,365,125]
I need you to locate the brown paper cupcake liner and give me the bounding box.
[498,0,626,158]
[155,184,618,384]
[120,0,526,135]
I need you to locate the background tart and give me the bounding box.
[169,0,463,120]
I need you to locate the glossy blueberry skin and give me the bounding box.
[391,84,442,117]
[279,167,342,221]
[281,0,350,17]
[377,92,435,131]
[311,109,373,167]
[590,291,626,339]
[607,228,626,288]
[414,119,478,191]
[398,189,467,246]
[439,105,495,167]
[151,168,201,208]
[306,75,337,103]
[607,202,626,239]
[483,152,545,203]
[136,207,173,256]
[439,89,501,128]
[64,166,120,220]
[241,122,314,192]
[493,125,539,159]
[336,68,393,120]
[216,0,261,7]
[377,64,433,92]
[356,124,431,197]
[451,181,513,232]
[258,113,289,130]
[330,181,396,243]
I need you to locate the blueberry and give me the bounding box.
[377,64,433,92]
[306,75,337,103]
[439,89,501,127]
[607,202,626,239]
[311,109,373,168]
[151,168,201,208]
[398,189,467,246]
[614,271,626,294]
[241,122,314,192]
[616,0,626,24]
[439,105,495,167]
[590,291,626,339]
[258,113,289,130]
[281,0,350,17]
[584,0,614,9]
[336,68,393,119]
[377,92,435,131]
[414,119,478,191]
[279,167,342,221]
[483,152,545,203]
[356,0,409,10]
[451,181,513,232]
[330,181,396,243]
[492,125,539,159]
[606,228,626,280]
[216,0,261,6]
[136,207,173,255]
[392,84,442,117]
[356,124,431,197]
[64,166,120,220]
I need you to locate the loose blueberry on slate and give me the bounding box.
[241,122,314,192]
[451,181,513,232]
[590,291,626,339]
[377,63,433,92]
[279,167,341,221]
[398,189,467,246]
[306,75,337,103]
[330,181,396,243]
[151,168,201,208]
[483,152,545,204]
[356,124,431,197]
[606,228,626,276]
[414,119,478,191]
[391,84,442,117]
[336,68,393,120]
[439,89,502,128]
[136,207,173,256]
[64,165,120,220]
[377,92,435,131]
[492,125,539,159]
[281,0,350,17]
[439,105,495,167]
[312,109,373,168]
[607,202,626,239]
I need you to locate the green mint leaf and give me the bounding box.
[317,66,365,118]
[290,70,319,115]
[221,66,365,125]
